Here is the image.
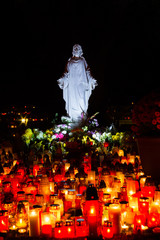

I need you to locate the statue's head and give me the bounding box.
[72,44,83,58]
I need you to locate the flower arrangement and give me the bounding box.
[22,113,136,159]
[132,91,160,136]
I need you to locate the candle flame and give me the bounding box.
[30,210,36,216]
[152,217,156,222]
[90,208,95,214]
[45,217,50,223]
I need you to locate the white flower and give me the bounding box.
[54,127,60,133]
[52,135,57,140]
[36,131,44,140]
[92,132,101,142]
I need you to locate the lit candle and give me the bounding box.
[49,204,61,223]
[54,198,64,216]
[126,178,136,196]
[148,212,160,228]
[16,217,27,229]
[29,209,40,237]
[139,176,147,189]
[102,220,113,239]
[83,199,102,238]
[128,155,135,165]
[118,149,124,157]
[65,162,70,172]
[129,195,139,212]
[75,218,89,238]
[66,189,76,208]
[41,212,52,237]
[116,171,125,187]
[138,197,149,214]
[54,221,64,238]
[88,171,96,186]
[0,210,8,233]
[49,182,54,194]
[108,204,121,235]
[134,213,146,232]
[154,190,160,203]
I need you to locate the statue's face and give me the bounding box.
[72,44,83,57]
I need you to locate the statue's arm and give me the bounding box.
[86,68,98,90]
[84,58,98,90]
[57,63,69,89]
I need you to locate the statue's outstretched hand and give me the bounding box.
[57,78,64,89]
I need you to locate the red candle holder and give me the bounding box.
[83,199,102,237]
[64,220,75,238]
[102,220,113,239]
[41,212,52,237]
[75,194,82,209]
[54,221,64,238]
[134,213,146,231]
[138,197,149,214]
[141,186,155,198]
[148,212,160,228]
[0,210,8,233]
[75,217,89,238]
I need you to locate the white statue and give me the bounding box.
[57,44,97,122]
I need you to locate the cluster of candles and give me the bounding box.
[0,151,160,239]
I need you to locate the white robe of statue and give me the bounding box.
[57,44,97,122]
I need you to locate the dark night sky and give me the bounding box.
[1,0,160,118]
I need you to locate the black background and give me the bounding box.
[1,0,160,118]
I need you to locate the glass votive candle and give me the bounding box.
[0,210,8,233]
[87,171,95,186]
[17,191,25,202]
[49,182,54,194]
[75,194,82,209]
[148,212,160,228]
[102,220,113,239]
[50,194,58,204]
[154,190,160,203]
[126,178,136,196]
[139,175,147,189]
[75,218,89,238]
[129,195,139,212]
[41,212,52,237]
[25,193,35,206]
[138,197,149,214]
[49,204,61,222]
[29,208,40,237]
[64,220,75,238]
[54,221,64,238]
[134,212,146,231]
[102,203,110,224]
[65,162,70,172]
[103,193,111,204]
[16,214,28,233]
[9,216,18,232]
[35,194,44,205]
[108,203,121,235]
[54,198,64,216]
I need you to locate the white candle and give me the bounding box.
[29,209,40,237]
